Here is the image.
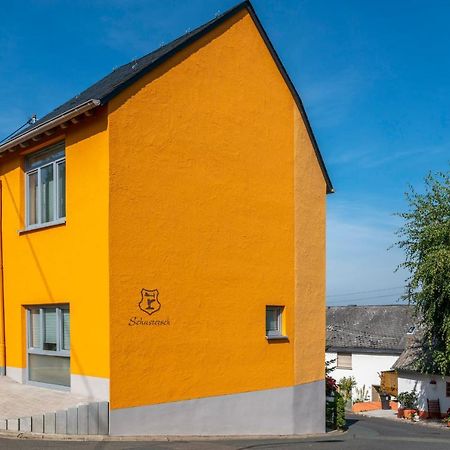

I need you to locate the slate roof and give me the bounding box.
[5,2,248,140]
[392,331,423,371]
[327,305,416,354]
[0,0,333,193]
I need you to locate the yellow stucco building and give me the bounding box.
[0,1,332,436]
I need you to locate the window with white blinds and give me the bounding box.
[30,309,41,348]
[337,352,352,369]
[44,308,57,350]
[27,306,70,353]
[27,305,70,387]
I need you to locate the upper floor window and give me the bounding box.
[25,142,66,228]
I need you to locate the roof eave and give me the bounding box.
[99,2,250,106]
[97,1,333,193]
[0,0,334,193]
[327,346,404,355]
[0,99,101,155]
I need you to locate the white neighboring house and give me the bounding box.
[326,305,415,401]
[393,334,450,417]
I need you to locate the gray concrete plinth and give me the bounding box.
[19,417,31,432]
[44,412,56,434]
[56,410,67,434]
[31,415,44,433]
[7,418,19,431]
[77,404,88,435]
[67,407,78,435]
[98,402,109,435]
[88,402,99,435]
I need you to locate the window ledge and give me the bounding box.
[266,335,289,341]
[18,218,66,235]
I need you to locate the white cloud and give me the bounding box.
[327,143,449,170]
[301,68,370,129]
[327,200,409,305]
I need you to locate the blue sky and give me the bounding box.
[1,0,449,305]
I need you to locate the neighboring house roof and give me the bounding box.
[0,1,333,193]
[392,332,423,371]
[327,305,416,354]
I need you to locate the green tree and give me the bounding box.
[394,170,450,375]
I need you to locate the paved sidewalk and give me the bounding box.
[0,376,91,419]
[358,408,448,430]
[360,409,398,419]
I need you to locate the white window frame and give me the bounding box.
[266,305,286,339]
[26,305,70,390]
[27,306,70,357]
[25,142,66,230]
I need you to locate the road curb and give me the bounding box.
[0,429,343,442]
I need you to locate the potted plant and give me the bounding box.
[397,390,419,419]
[442,409,450,427]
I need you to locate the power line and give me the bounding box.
[328,294,407,305]
[0,115,37,144]
[327,286,405,298]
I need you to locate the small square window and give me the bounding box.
[337,352,352,369]
[266,306,285,338]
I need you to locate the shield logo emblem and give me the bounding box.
[139,289,161,316]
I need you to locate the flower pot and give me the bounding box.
[403,409,416,420]
[397,408,404,418]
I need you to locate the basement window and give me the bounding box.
[27,305,70,387]
[25,142,66,229]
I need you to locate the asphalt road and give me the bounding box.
[0,414,448,450]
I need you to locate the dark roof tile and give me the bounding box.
[327,305,416,353]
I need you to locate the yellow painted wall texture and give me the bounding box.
[294,107,327,385]
[107,10,325,410]
[0,8,326,407]
[0,110,110,379]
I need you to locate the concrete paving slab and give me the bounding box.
[0,376,92,420]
